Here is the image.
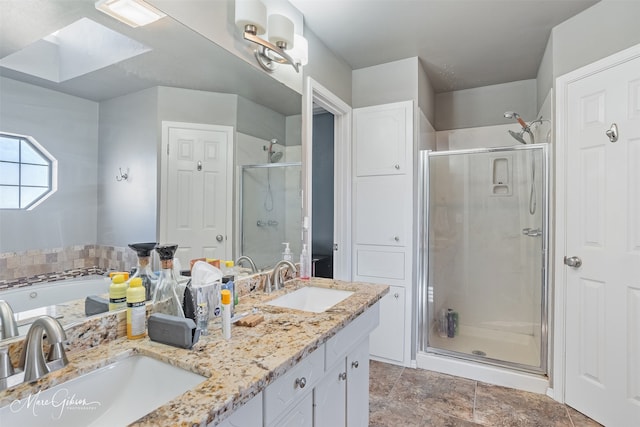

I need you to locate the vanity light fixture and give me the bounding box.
[235,0,307,73]
[95,0,166,28]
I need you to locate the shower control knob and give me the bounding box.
[564,256,582,268]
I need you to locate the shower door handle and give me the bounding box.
[564,256,582,268]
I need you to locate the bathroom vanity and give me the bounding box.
[0,277,387,426]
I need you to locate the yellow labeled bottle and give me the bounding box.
[109,274,128,311]
[126,277,146,340]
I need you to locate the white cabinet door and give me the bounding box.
[354,175,410,247]
[214,392,262,427]
[263,348,324,426]
[369,286,406,363]
[564,53,640,426]
[314,361,347,427]
[346,338,370,427]
[354,101,412,177]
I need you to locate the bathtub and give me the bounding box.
[0,275,109,335]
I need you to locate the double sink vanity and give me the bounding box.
[0,276,387,426]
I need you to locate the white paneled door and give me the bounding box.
[161,122,233,267]
[565,54,640,426]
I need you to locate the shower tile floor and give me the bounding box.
[369,360,602,427]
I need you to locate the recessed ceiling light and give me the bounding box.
[95,0,166,28]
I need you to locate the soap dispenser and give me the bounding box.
[299,243,311,280]
[128,242,158,301]
[152,244,186,318]
[282,242,293,262]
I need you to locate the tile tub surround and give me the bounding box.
[0,244,136,284]
[0,278,388,426]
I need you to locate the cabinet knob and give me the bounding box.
[351,361,359,369]
[394,164,400,170]
[295,377,307,389]
[394,293,399,299]
[338,372,347,381]
[394,236,400,242]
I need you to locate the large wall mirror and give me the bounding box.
[0,0,302,336]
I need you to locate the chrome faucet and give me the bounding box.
[267,260,297,294]
[0,300,19,340]
[235,255,258,274]
[19,316,68,383]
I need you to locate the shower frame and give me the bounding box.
[417,144,550,375]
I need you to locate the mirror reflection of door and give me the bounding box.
[311,104,335,278]
[161,122,233,268]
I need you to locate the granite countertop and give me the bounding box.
[0,278,388,426]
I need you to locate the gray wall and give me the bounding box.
[352,57,418,108]
[304,27,353,106]
[311,112,334,256]
[552,0,640,80]
[0,77,99,253]
[418,60,436,125]
[237,96,286,144]
[435,79,538,131]
[536,35,554,113]
[97,87,158,246]
[536,1,640,111]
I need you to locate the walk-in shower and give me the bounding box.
[239,162,302,270]
[417,144,549,380]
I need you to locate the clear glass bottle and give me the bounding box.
[128,242,158,301]
[152,244,186,318]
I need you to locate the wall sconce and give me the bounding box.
[235,0,308,73]
[95,0,166,28]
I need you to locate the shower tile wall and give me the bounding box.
[432,126,541,340]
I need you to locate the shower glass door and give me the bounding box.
[239,162,302,270]
[419,145,548,374]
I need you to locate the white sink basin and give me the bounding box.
[0,355,206,426]
[267,287,354,313]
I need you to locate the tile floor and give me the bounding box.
[369,361,603,427]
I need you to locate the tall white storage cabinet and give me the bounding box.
[352,101,414,366]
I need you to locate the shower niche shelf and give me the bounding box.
[490,155,512,196]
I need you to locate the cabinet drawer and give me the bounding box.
[356,248,405,280]
[263,347,324,426]
[325,303,380,369]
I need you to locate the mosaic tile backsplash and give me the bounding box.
[0,245,137,289]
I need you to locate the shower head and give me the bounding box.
[504,111,529,131]
[508,130,528,145]
[265,139,282,163]
[270,151,284,162]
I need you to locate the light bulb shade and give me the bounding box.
[289,34,308,66]
[235,0,267,35]
[267,14,294,48]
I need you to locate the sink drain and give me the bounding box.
[472,350,487,357]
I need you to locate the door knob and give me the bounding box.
[564,256,582,268]
[216,234,224,242]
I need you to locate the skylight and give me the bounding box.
[0,18,151,83]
